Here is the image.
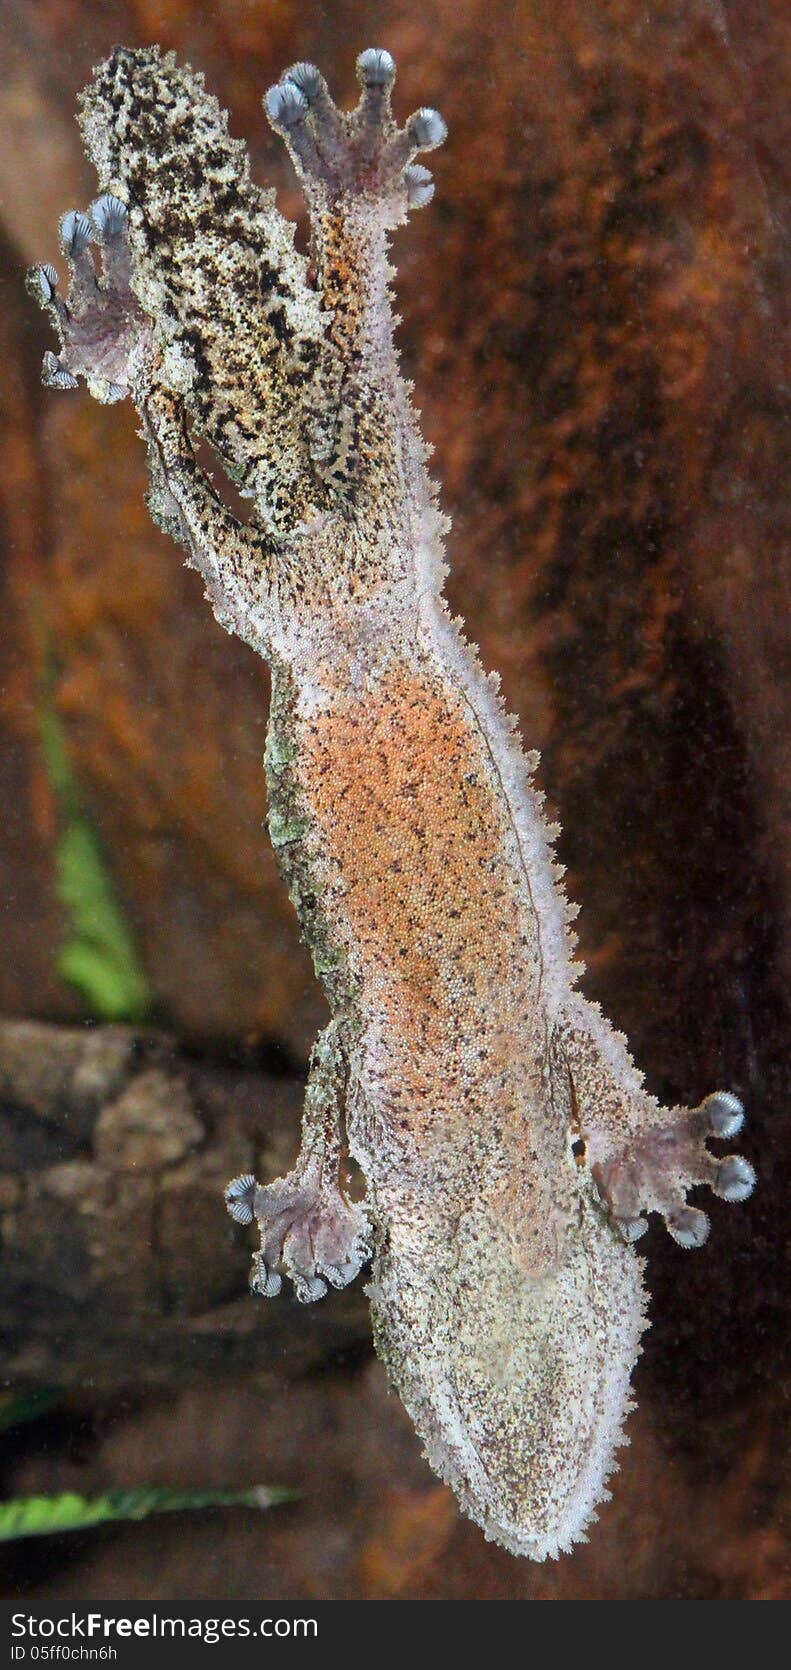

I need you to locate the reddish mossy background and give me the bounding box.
[0,0,788,1599]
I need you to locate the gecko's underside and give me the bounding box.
[28,44,756,1559]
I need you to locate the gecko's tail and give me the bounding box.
[370,1200,647,1562]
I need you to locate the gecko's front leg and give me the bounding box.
[225,1022,372,1303]
[264,47,446,508]
[27,195,146,402]
[265,47,446,219]
[29,202,286,648]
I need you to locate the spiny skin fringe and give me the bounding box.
[28,42,756,1562]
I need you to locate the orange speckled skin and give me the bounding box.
[303,664,544,1096]
[32,43,756,1560]
[297,656,555,1187]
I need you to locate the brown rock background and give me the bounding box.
[0,0,788,1602]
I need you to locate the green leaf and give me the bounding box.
[39,695,151,1023]
[0,1484,296,1541]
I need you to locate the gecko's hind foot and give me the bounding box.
[265,47,446,221]
[589,1091,755,1249]
[26,195,147,403]
[225,1168,372,1304]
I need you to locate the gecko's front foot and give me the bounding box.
[225,1167,372,1304]
[27,195,148,403]
[265,47,446,220]
[589,1091,756,1247]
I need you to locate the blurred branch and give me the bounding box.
[0,1017,369,1387]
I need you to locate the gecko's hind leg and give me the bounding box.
[557,1014,756,1247]
[225,1021,372,1303]
[265,47,447,222]
[588,1090,755,1247]
[27,195,148,402]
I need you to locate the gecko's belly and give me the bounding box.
[284,653,645,1557]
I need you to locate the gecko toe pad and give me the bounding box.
[702,1090,745,1139]
[60,210,94,257]
[264,82,309,130]
[265,46,446,220]
[27,194,146,403]
[666,1205,710,1248]
[618,1215,649,1243]
[224,1173,258,1224]
[405,164,435,208]
[90,192,130,241]
[590,1089,755,1249]
[42,350,79,391]
[250,1254,282,1298]
[713,1154,756,1201]
[357,48,396,89]
[29,263,60,304]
